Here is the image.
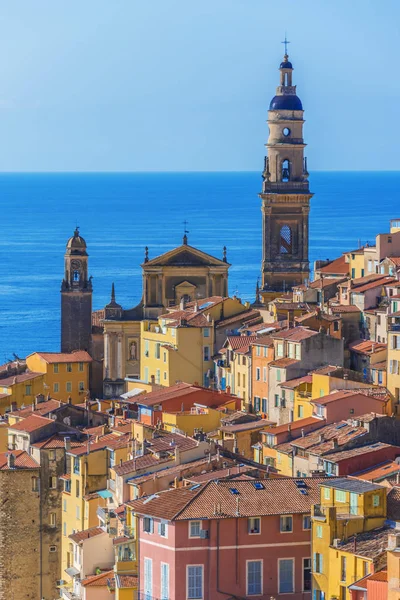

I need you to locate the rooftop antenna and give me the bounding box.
[281,33,290,56]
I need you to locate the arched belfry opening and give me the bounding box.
[279,225,292,254]
[281,159,290,182]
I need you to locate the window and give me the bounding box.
[49,449,56,461]
[189,520,201,538]
[25,385,32,395]
[49,513,56,527]
[276,369,281,382]
[187,565,203,599]
[247,560,262,595]
[248,517,261,534]
[158,521,168,538]
[66,363,72,372]
[280,224,292,253]
[277,343,284,357]
[256,346,261,357]
[303,515,311,530]
[274,394,279,407]
[76,480,80,498]
[203,346,210,361]
[49,545,57,553]
[76,505,80,519]
[155,343,161,359]
[63,499,67,512]
[256,367,260,381]
[237,373,241,387]
[263,346,267,357]
[298,405,304,418]
[280,515,293,532]
[163,371,167,381]
[323,487,330,500]
[288,343,295,358]
[203,328,210,338]
[303,558,311,591]
[279,558,294,594]
[263,367,267,382]
[77,381,85,392]
[372,494,380,507]
[163,351,167,363]
[63,522,67,536]
[144,517,154,534]
[341,556,346,581]
[316,525,323,538]
[156,369,161,385]
[336,490,346,503]
[314,552,323,574]
[73,457,80,475]
[144,367,149,383]
[66,382,72,393]
[53,383,59,393]
[340,586,346,600]
[49,476,57,489]
[161,563,169,600]
[78,362,84,372]
[144,558,152,599]
[242,356,246,366]
[262,398,267,413]
[31,476,39,492]
[363,561,369,577]
[53,363,59,374]
[253,396,260,412]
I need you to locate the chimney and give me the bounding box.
[7,453,15,469]
[226,386,231,395]
[150,374,155,385]
[343,372,348,381]
[235,496,240,516]
[175,446,181,465]
[68,395,72,405]
[287,423,291,432]
[319,433,325,443]
[332,438,339,449]
[301,428,305,437]
[371,343,376,353]
[87,439,90,454]
[180,297,186,310]
[64,437,71,452]
[194,302,199,313]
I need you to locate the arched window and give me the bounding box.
[281,159,290,182]
[73,270,80,282]
[280,225,292,254]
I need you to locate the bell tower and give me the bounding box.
[61,228,93,353]
[260,46,313,296]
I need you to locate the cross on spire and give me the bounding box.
[183,220,189,235]
[281,34,290,55]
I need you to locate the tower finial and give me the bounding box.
[183,220,189,245]
[111,282,115,302]
[281,33,290,57]
[223,246,227,263]
[74,225,80,237]
[144,246,149,263]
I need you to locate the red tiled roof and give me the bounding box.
[350,340,387,354]
[186,465,259,483]
[136,382,235,408]
[0,372,43,387]
[323,442,400,463]
[337,527,389,558]
[261,416,325,436]
[69,526,104,544]
[216,309,261,329]
[227,335,257,350]
[8,414,54,433]
[113,455,173,476]
[220,419,272,433]
[9,399,62,417]
[312,389,386,406]
[318,255,349,275]
[251,335,274,348]
[0,450,39,470]
[81,570,114,587]
[29,351,92,363]
[115,574,138,588]
[352,461,400,482]
[128,478,335,520]
[290,421,368,455]
[68,432,131,456]
[272,327,319,342]
[330,305,361,314]
[269,358,299,368]
[31,435,84,450]
[279,375,312,389]
[351,277,396,294]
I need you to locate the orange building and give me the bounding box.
[251,335,274,416]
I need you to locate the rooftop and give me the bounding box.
[219,419,272,434]
[8,414,54,433]
[272,327,319,342]
[336,527,389,559]
[0,372,43,387]
[312,389,386,406]
[69,526,104,544]
[350,340,387,355]
[321,477,384,494]
[0,450,39,470]
[317,255,349,275]
[136,382,235,408]
[323,443,400,463]
[81,570,114,588]
[28,351,92,363]
[352,460,400,482]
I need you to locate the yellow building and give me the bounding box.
[0,371,44,414]
[161,405,225,436]
[280,375,313,420]
[61,433,130,583]
[312,478,387,600]
[26,351,91,404]
[232,343,252,410]
[140,315,214,388]
[387,304,400,408]
[344,248,365,279]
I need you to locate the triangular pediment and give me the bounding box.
[143,244,229,268]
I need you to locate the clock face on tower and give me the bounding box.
[71,259,82,270]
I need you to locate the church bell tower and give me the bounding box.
[61,228,93,353]
[260,46,313,295]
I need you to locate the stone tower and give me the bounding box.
[260,51,313,294]
[61,228,92,352]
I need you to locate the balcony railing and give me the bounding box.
[389,324,400,332]
[312,504,327,520]
[61,590,81,600]
[298,391,312,399]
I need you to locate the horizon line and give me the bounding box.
[0,169,399,174]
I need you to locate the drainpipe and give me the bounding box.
[39,473,43,599]
[216,519,244,599]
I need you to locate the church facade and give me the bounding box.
[60,232,229,398]
[260,50,313,299]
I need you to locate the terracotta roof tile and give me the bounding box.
[219,419,272,433]
[9,399,63,417]
[336,527,389,558]
[318,256,349,275]
[81,570,114,587]
[115,574,138,588]
[69,526,104,544]
[227,335,257,350]
[330,305,361,314]
[269,358,299,368]
[113,455,173,476]
[351,277,396,294]
[352,461,400,482]
[387,486,400,520]
[279,375,312,389]
[272,327,320,342]
[323,442,400,463]
[136,382,235,408]
[0,450,39,470]
[0,372,43,387]
[350,340,387,354]
[129,478,335,521]
[261,416,325,436]
[289,421,368,455]
[312,390,385,406]
[68,432,131,456]
[32,435,84,450]
[8,414,54,433]
[29,351,92,363]
[216,309,261,329]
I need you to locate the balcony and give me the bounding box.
[312,504,327,521]
[61,589,81,600]
[389,324,400,332]
[298,391,312,399]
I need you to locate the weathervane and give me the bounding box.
[182,220,189,245]
[281,34,290,55]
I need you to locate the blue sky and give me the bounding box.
[0,0,398,171]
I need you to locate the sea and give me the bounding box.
[0,171,399,361]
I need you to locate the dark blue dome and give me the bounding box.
[280,60,293,69]
[269,95,303,111]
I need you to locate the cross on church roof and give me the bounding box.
[281,34,290,55]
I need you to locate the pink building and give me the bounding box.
[128,477,331,599]
[311,390,389,423]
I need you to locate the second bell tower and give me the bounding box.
[260,49,313,295]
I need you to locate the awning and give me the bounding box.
[97,489,113,499]
[120,388,143,399]
[65,566,80,577]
